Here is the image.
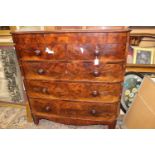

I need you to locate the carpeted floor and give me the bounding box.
[0,106,123,129]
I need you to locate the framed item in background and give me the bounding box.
[133,46,155,64]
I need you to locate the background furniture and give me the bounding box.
[126,64,155,73]
[121,27,155,113]
[128,26,155,73]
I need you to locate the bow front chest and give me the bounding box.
[12,29,130,128]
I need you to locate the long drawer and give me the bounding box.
[25,80,122,102]
[22,61,125,82]
[13,32,127,44]
[30,98,118,121]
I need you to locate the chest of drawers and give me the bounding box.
[12,29,130,128]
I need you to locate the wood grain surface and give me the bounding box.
[12,28,129,128]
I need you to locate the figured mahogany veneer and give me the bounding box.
[13,32,127,44]
[67,43,126,61]
[12,28,130,128]
[22,61,125,82]
[15,43,126,61]
[30,98,118,123]
[26,80,122,102]
[14,32,127,62]
[15,43,66,61]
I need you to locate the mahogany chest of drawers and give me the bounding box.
[12,28,130,128]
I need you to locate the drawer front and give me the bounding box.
[67,43,126,61]
[13,32,127,45]
[30,98,118,119]
[22,61,67,80]
[13,33,127,61]
[15,43,66,60]
[22,61,125,82]
[26,80,122,102]
[67,61,125,82]
[15,43,126,61]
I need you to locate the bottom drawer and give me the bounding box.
[30,98,119,121]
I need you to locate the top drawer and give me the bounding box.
[67,43,126,61]
[13,32,128,44]
[15,43,126,61]
[15,43,66,61]
[13,32,128,61]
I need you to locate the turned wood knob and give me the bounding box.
[45,106,51,112]
[94,49,100,56]
[91,109,96,115]
[42,88,48,94]
[93,70,100,77]
[91,90,99,97]
[94,46,100,56]
[34,50,41,56]
[37,69,45,75]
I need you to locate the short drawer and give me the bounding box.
[22,61,67,80]
[15,43,66,60]
[26,80,122,102]
[67,43,126,61]
[22,61,125,82]
[30,98,118,119]
[66,61,125,82]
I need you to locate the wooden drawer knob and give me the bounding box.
[91,109,96,115]
[37,69,45,75]
[94,49,100,56]
[42,88,48,94]
[45,106,51,112]
[93,70,100,77]
[91,90,99,97]
[34,50,41,56]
